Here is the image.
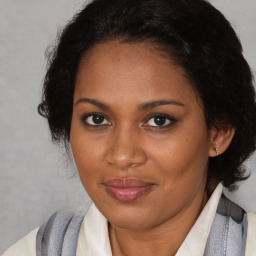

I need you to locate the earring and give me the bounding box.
[214,147,219,156]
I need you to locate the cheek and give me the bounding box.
[147,124,210,181]
[70,122,103,181]
[71,135,105,204]
[143,129,209,215]
[72,144,102,182]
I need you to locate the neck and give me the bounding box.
[109,189,208,256]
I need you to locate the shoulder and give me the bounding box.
[246,212,256,255]
[37,209,86,255]
[2,209,86,256]
[2,228,39,256]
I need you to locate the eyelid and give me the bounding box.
[81,112,111,126]
[142,114,177,128]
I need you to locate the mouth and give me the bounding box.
[103,178,154,203]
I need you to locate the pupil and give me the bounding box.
[154,116,166,126]
[93,115,104,124]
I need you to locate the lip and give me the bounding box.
[103,179,154,203]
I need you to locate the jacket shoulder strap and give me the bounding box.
[36,210,85,256]
[204,194,247,256]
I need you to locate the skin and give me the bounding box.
[70,40,234,256]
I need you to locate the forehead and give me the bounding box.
[74,40,197,107]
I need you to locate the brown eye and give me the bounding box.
[92,114,105,124]
[83,114,111,126]
[153,116,168,126]
[143,114,176,127]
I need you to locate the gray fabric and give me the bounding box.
[36,222,47,256]
[204,195,247,256]
[61,214,85,256]
[36,210,85,256]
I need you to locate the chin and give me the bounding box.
[103,203,163,231]
[109,216,152,231]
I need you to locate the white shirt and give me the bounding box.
[2,183,256,256]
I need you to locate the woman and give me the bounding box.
[3,0,256,255]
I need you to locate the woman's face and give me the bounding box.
[70,40,214,230]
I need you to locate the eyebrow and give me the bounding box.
[75,98,185,110]
[75,98,110,110]
[138,100,185,110]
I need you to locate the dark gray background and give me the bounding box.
[1,0,255,253]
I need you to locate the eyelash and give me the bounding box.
[81,113,111,127]
[81,113,177,128]
[143,114,177,128]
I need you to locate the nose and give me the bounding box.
[105,127,147,170]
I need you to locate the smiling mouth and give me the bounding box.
[103,179,154,203]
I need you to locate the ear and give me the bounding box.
[208,127,235,157]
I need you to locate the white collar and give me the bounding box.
[76,183,223,256]
[77,203,112,256]
[175,183,223,255]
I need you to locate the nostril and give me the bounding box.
[128,163,139,168]
[105,147,147,170]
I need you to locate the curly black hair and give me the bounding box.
[38,0,256,190]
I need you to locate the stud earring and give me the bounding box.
[214,147,219,156]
